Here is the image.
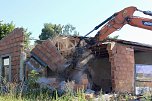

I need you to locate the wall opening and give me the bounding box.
[134,50,152,95]
[46,67,57,77]
[90,45,112,93]
[1,56,11,82]
[91,56,112,93]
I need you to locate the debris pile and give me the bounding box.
[1,28,152,100]
[25,36,96,94]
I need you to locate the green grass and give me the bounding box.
[0,81,88,101]
[0,89,152,101]
[0,77,151,101]
[0,89,87,101]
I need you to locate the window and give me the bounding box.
[1,56,11,82]
[136,64,152,81]
[135,64,152,95]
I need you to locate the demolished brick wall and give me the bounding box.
[0,28,25,82]
[31,39,65,72]
[107,42,135,93]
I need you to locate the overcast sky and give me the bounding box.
[0,0,152,44]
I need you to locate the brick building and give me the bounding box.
[89,39,152,94]
[29,37,152,94]
[0,29,151,94]
[0,28,25,82]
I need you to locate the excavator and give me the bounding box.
[83,6,152,43]
[66,6,152,94]
[73,5,152,73]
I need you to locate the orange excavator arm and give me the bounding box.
[78,6,152,46]
[94,6,152,41]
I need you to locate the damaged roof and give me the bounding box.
[105,38,152,48]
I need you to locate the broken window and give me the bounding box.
[136,64,152,81]
[1,56,10,82]
[135,64,152,95]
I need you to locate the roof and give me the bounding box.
[89,37,152,53]
[104,38,152,48]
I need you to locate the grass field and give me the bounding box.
[0,86,152,101]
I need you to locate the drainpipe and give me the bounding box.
[19,52,27,82]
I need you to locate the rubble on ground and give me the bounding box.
[0,28,152,101]
[18,35,152,100]
[25,36,95,95]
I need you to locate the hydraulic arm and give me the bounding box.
[95,6,152,41]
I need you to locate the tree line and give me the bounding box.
[39,23,79,40]
[0,21,119,48]
[0,21,79,47]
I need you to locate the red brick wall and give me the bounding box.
[107,43,135,93]
[0,28,24,82]
[31,39,65,72]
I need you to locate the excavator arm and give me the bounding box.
[95,6,152,41]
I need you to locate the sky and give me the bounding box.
[0,0,152,45]
[136,64,152,74]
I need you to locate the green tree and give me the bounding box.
[0,21,31,48]
[107,35,119,39]
[38,23,80,41]
[23,28,32,49]
[39,23,62,40]
[0,21,15,40]
[62,24,79,36]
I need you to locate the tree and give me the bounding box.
[38,23,80,41]
[39,23,62,40]
[62,24,79,36]
[0,21,15,40]
[108,35,119,39]
[0,21,31,49]
[23,28,32,49]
